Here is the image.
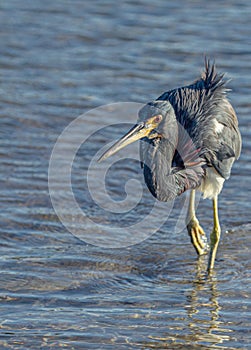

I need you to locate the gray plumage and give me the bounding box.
[138,60,241,201]
[98,59,242,271]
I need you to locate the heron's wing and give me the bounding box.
[203,116,242,179]
[157,61,242,180]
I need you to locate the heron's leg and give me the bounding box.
[187,190,208,256]
[208,196,221,272]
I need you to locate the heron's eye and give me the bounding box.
[153,115,162,124]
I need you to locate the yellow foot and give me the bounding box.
[187,219,209,256]
[207,228,221,273]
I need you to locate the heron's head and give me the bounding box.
[98,100,177,162]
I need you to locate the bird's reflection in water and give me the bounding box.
[143,258,233,349]
[185,257,232,346]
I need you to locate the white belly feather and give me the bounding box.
[199,167,225,199]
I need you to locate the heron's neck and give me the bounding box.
[143,137,178,201]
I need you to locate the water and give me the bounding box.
[1,0,251,348]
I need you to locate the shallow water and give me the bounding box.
[1,0,251,349]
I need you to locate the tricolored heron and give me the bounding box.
[99,60,241,272]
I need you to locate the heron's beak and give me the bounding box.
[98,119,155,162]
